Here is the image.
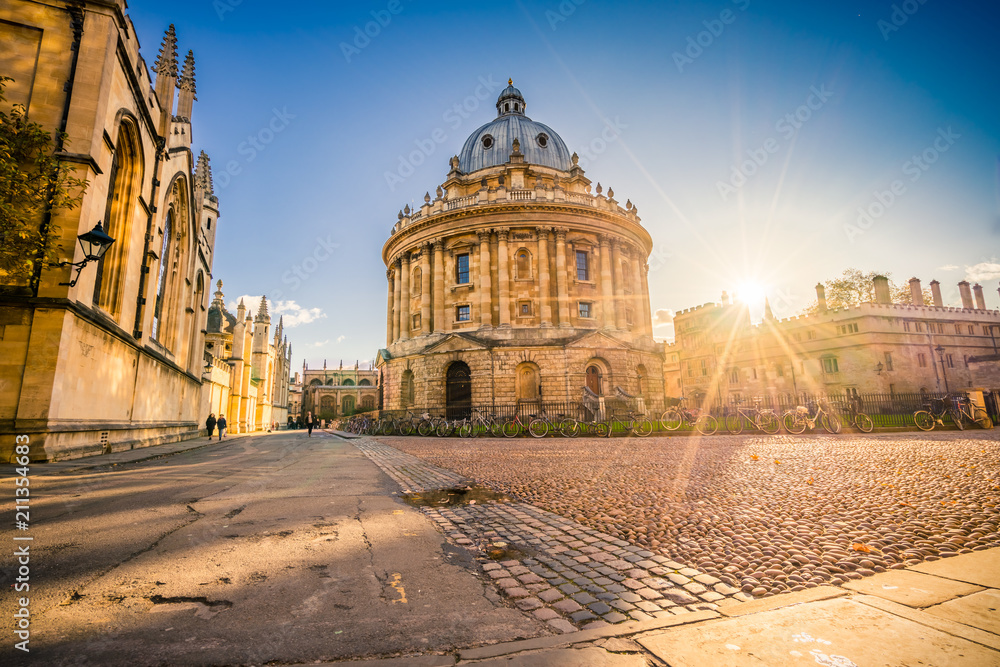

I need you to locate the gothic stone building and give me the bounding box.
[300,363,378,422]
[1,2,219,460]
[377,82,662,415]
[203,283,290,433]
[666,276,1000,404]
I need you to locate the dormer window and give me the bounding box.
[536,133,548,148]
[482,135,494,149]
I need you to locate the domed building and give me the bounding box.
[377,81,663,415]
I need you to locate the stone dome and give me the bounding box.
[457,81,573,174]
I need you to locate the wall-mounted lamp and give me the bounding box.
[59,222,116,287]
[874,362,884,375]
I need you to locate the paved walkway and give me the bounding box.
[355,437,1000,666]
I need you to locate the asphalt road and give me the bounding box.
[1,431,543,666]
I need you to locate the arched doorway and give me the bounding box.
[446,361,472,419]
[516,362,540,402]
[586,365,603,395]
[342,395,356,415]
[402,369,415,408]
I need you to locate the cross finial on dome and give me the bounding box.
[508,78,513,85]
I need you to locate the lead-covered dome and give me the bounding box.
[457,80,573,173]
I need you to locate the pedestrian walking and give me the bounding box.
[217,414,227,440]
[306,411,314,437]
[206,413,216,440]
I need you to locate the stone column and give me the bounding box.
[630,246,645,333]
[478,230,492,328]
[433,239,445,332]
[537,227,552,326]
[611,239,625,329]
[599,235,614,329]
[392,257,401,343]
[496,227,511,327]
[642,263,652,335]
[555,228,570,327]
[420,243,431,334]
[386,268,394,347]
[399,252,411,341]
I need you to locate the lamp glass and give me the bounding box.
[77,222,115,261]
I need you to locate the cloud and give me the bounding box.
[966,262,1000,283]
[937,264,959,271]
[653,308,675,327]
[227,295,326,328]
[336,335,346,343]
[311,340,330,348]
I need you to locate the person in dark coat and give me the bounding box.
[306,411,314,437]
[217,414,228,440]
[206,413,216,440]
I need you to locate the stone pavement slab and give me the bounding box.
[716,586,846,617]
[468,646,647,666]
[924,589,1000,636]
[854,594,1000,652]
[909,548,1000,589]
[842,569,983,608]
[637,596,1000,667]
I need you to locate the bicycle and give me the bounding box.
[782,400,841,435]
[527,410,581,438]
[915,395,991,431]
[840,398,874,433]
[723,399,780,435]
[660,399,719,435]
[601,409,654,437]
[501,411,534,438]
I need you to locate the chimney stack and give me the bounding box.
[973,283,986,310]
[908,277,922,305]
[930,280,943,307]
[873,275,892,304]
[958,281,974,309]
[816,283,827,311]
[721,290,730,305]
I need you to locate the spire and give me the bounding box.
[255,296,271,323]
[763,297,775,321]
[212,279,225,307]
[496,78,526,117]
[178,50,196,96]
[195,151,214,195]
[153,25,178,77]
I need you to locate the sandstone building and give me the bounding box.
[203,282,290,433]
[1,2,218,460]
[300,362,378,422]
[377,82,662,415]
[666,276,1000,404]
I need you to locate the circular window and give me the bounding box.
[536,133,548,148]
[482,135,494,149]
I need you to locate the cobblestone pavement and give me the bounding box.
[355,440,747,633]
[373,431,1000,602]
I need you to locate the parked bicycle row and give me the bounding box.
[339,394,992,438]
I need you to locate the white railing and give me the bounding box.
[567,192,595,206]
[508,189,534,201]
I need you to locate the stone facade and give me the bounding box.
[202,283,290,433]
[300,364,379,421]
[377,83,662,413]
[665,278,1000,403]
[1,2,219,460]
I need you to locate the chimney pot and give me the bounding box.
[929,280,943,307]
[816,283,827,311]
[973,283,986,310]
[873,275,892,304]
[958,281,974,309]
[908,277,922,305]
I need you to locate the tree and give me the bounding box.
[0,77,88,288]
[803,268,930,313]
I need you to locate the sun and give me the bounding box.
[736,281,767,307]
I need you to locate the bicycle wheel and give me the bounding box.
[821,413,842,434]
[660,408,682,431]
[435,421,453,437]
[913,411,935,431]
[559,418,581,437]
[949,409,965,430]
[488,419,504,437]
[528,417,550,438]
[725,413,744,435]
[783,411,807,434]
[759,412,781,435]
[695,414,718,435]
[501,418,520,438]
[974,408,993,429]
[456,422,472,438]
[417,420,434,437]
[633,418,653,437]
[854,413,874,433]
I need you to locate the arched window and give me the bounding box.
[402,369,415,408]
[515,362,540,403]
[622,260,633,294]
[516,248,531,279]
[342,378,355,386]
[412,267,421,296]
[150,210,172,342]
[309,379,322,386]
[361,395,375,411]
[320,396,336,416]
[636,364,648,396]
[93,117,142,319]
[342,395,356,415]
[359,379,371,386]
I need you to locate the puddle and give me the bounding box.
[484,543,530,561]
[402,486,509,508]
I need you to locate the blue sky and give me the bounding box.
[125,0,1000,369]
